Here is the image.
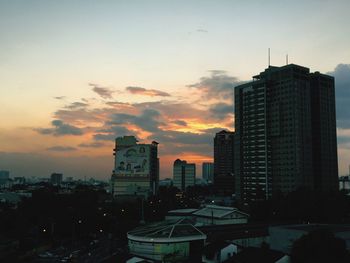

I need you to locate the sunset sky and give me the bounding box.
[1,0,350,180]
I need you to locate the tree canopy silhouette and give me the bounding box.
[290,229,350,263]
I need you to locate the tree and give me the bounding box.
[290,229,350,263]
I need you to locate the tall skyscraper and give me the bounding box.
[234,64,338,202]
[202,162,214,182]
[0,170,10,186]
[214,130,235,195]
[50,173,63,185]
[173,159,196,191]
[111,136,159,198]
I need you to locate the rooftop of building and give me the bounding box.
[167,205,249,219]
[273,224,350,233]
[173,159,195,166]
[115,136,159,147]
[253,63,310,79]
[127,218,206,241]
[216,130,235,135]
[174,159,187,165]
[193,205,249,219]
[167,208,198,215]
[223,247,285,263]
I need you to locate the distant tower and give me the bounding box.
[213,130,235,195]
[173,159,196,191]
[0,170,10,187]
[202,162,214,183]
[50,173,63,186]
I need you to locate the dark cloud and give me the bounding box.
[187,70,242,100]
[93,134,121,141]
[159,143,212,156]
[126,86,171,97]
[54,96,66,100]
[134,101,208,120]
[35,119,83,136]
[54,108,103,124]
[46,146,77,152]
[200,127,233,135]
[107,109,163,132]
[173,120,187,126]
[78,142,106,148]
[64,102,88,110]
[93,125,132,141]
[153,130,213,145]
[209,102,234,119]
[328,64,350,128]
[106,101,131,107]
[89,83,114,99]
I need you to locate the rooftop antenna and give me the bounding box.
[268,48,271,67]
[286,54,289,65]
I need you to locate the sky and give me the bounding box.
[1,0,350,180]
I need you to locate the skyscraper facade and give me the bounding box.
[214,130,235,195]
[111,136,159,198]
[234,64,338,202]
[202,162,214,182]
[0,170,10,186]
[50,173,63,185]
[173,159,196,191]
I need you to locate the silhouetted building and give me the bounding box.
[13,177,25,185]
[173,159,196,191]
[0,170,10,185]
[234,64,338,202]
[128,218,206,262]
[310,72,338,192]
[111,136,159,198]
[202,162,214,182]
[214,130,235,195]
[50,173,63,185]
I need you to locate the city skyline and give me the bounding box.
[1,1,350,179]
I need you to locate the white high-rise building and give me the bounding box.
[111,136,159,198]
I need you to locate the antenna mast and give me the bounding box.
[268,48,270,67]
[286,54,289,65]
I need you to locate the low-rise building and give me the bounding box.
[202,241,237,263]
[166,205,249,226]
[193,205,249,226]
[127,218,206,262]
